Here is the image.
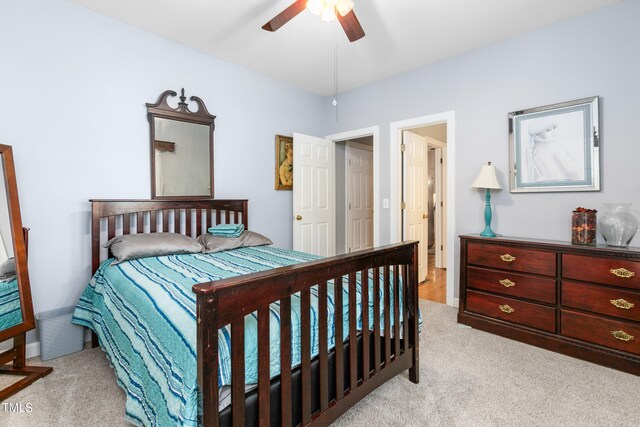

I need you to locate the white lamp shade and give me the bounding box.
[471,163,501,189]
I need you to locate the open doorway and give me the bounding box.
[327,126,380,255]
[402,125,447,304]
[335,137,374,255]
[390,112,456,307]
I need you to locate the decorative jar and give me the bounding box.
[598,203,638,247]
[571,207,597,245]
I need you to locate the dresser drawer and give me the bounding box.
[563,254,640,290]
[466,291,556,332]
[562,309,640,356]
[467,242,556,276]
[467,266,556,304]
[562,280,640,322]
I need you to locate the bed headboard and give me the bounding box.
[90,199,248,273]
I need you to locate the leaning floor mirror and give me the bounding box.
[0,144,51,400]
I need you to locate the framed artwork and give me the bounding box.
[275,135,293,190]
[509,96,600,193]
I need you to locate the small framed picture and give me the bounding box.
[275,135,293,190]
[509,96,600,193]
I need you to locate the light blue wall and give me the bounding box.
[325,0,640,296]
[0,0,327,317]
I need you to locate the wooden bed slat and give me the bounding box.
[257,307,270,427]
[196,209,202,236]
[137,211,144,234]
[409,244,420,384]
[334,276,344,400]
[301,288,312,425]
[373,267,381,373]
[394,265,401,358]
[185,209,192,238]
[384,266,391,367]
[280,296,292,427]
[348,272,357,391]
[361,269,370,381]
[150,211,157,233]
[175,209,181,234]
[216,209,221,226]
[162,209,168,232]
[231,320,245,427]
[318,281,329,411]
[403,264,409,353]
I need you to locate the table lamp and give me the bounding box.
[471,161,501,237]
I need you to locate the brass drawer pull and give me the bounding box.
[499,279,516,288]
[499,304,515,314]
[500,254,516,262]
[611,330,634,342]
[610,299,635,310]
[610,268,635,279]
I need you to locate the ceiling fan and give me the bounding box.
[262,0,365,42]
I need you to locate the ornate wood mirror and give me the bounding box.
[147,89,216,199]
[0,144,51,400]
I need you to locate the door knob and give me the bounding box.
[296,215,303,221]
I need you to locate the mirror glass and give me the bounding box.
[154,117,211,197]
[148,89,215,199]
[0,157,20,332]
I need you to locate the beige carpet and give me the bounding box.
[2,300,639,426]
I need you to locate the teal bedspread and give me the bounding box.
[72,246,406,427]
[0,277,22,330]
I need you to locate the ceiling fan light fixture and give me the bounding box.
[320,5,337,22]
[306,0,323,16]
[336,0,354,16]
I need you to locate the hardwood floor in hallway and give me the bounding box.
[418,249,446,303]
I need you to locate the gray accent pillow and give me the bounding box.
[198,231,273,254]
[0,257,16,281]
[103,233,203,264]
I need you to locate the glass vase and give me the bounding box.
[598,203,638,247]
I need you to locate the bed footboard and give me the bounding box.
[193,241,419,427]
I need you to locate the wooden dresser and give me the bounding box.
[459,234,640,375]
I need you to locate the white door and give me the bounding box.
[403,131,429,282]
[346,144,373,253]
[293,133,335,256]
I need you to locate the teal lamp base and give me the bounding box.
[480,188,497,237]
[480,226,497,238]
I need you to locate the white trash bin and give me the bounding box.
[36,306,84,361]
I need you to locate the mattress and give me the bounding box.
[72,246,404,427]
[0,277,22,330]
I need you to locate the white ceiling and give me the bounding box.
[67,0,621,96]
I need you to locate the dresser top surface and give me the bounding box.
[460,234,640,255]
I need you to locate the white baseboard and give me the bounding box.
[454,298,460,308]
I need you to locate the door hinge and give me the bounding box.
[401,202,406,210]
[348,202,351,210]
[440,157,443,164]
[348,247,352,253]
[440,201,443,207]
[401,143,406,152]
[348,158,351,166]
[440,245,444,251]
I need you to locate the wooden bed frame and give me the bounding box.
[90,199,420,426]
